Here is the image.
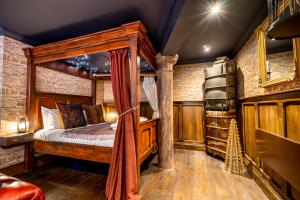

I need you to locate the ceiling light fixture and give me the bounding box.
[210,1,222,15]
[203,45,210,52]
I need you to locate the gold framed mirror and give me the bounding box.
[257,1,300,87]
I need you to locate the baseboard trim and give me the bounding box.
[174,141,206,151]
[244,157,285,200]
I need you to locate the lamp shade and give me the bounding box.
[18,118,26,133]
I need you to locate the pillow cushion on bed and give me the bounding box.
[41,107,63,129]
[56,103,87,129]
[82,105,105,124]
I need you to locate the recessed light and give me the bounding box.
[203,45,210,52]
[210,2,222,15]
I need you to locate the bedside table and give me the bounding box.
[0,132,33,148]
[0,132,34,175]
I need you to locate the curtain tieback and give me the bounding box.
[118,106,137,118]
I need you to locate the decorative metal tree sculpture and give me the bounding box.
[224,118,246,174]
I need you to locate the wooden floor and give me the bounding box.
[18,149,268,200]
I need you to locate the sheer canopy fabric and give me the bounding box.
[142,77,159,119]
[105,48,140,200]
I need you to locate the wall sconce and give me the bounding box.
[18,118,26,133]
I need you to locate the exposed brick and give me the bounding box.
[96,80,104,105]
[99,80,148,103]
[173,62,212,101]
[0,36,92,167]
[36,67,92,97]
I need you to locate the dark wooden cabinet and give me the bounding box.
[206,110,236,158]
[173,101,205,150]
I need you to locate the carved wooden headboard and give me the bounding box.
[34,92,92,131]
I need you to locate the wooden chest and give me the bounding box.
[204,58,236,111]
[204,62,236,78]
[204,86,236,100]
[206,110,236,159]
[204,75,235,89]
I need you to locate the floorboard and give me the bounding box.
[17,149,268,200]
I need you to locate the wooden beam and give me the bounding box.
[156,53,178,169]
[92,71,156,78]
[92,79,97,105]
[33,40,130,64]
[24,48,36,132]
[26,21,156,67]
[39,61,92,79]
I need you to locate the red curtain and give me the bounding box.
[106,48,140,200]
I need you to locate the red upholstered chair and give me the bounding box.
[0,173,45,200]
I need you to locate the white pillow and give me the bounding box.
[83,110,88,122]
[110,117,148,130]
[140,117,148,122]
[41,107,63,129]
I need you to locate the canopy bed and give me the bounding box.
[24,21,158,199]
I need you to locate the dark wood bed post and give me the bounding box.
[24,48,36,132]
[129,37,141,180]
[92,79,97,105]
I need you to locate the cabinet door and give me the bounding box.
[182,105,204,142]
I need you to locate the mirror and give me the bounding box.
[265,37,294,81]
[257,4,300,86]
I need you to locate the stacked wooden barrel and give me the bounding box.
[204,57,237,158]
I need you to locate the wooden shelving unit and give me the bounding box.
[204,57,237,159]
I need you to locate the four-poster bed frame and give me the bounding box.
[24,21,158,177]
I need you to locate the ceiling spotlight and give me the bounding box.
[203,45,210,52]
[210,2,222,15]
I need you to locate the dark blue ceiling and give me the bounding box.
[0,0,184,50]
[163,0,268,63]
[0,0,268,63]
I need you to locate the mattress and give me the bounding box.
[34,123,115,147]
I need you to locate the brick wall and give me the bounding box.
[96,80,104,105]
[36,66,92,96]
[0,36,29,168]
[0,36,92,133]
[97,80,148,103]
[235,33,300,99]
[0,36,92,169]
[235,34,264,99]
[1,36,30,133]
[173,62,212,101]
[0,36,3,121]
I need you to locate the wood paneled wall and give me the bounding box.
[240,90,300,200]
[173,101,205,150]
